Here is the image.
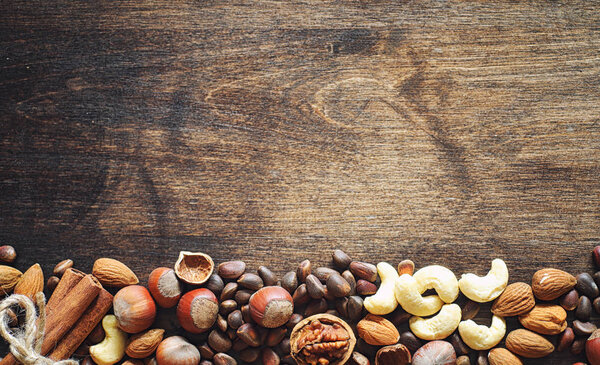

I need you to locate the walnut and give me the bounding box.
[290,314,356,365]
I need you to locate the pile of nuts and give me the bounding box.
[2,245,600,364]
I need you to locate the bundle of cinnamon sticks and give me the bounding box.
[0,269,113,365]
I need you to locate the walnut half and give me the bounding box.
[290,313,356,365]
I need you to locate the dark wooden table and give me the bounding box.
[1,0,599,363]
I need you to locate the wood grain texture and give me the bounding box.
[1,0,599,363]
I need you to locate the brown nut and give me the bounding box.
[505,329,554,358]
[531,268,576,301]
[412,341,456,365]
[46,276,60,293]
[126,328,165,358]
[488,348,522,365]
[0,265,22,293]
[375,344,411,365]
[356,314,399,346]
[397,260,414,276]
[557,327,575,352]
[491,282,535,317]
[0,245,17,263]
[237,273,264,291]
[332,250,352,270]
[174,251,214,285]
[350,262,377,282]
[93,258,139,287]
[290,313,356,365]
[257,266,278,287]
[14,263,44,298]
[218,261,246,280]
[297,260,312,283]
[518,304,567,335]
[53,259,74,277]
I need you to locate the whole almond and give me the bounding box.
[491,282,535,317]
[92,258,139,287]
[505,329,554,358]
[488,348,522,365]
[356,314,399,346]
[518,304,567,335]
[531,268,576,301]
[14,263,44,298]
[126,328,165,358]
[0,265,23,293]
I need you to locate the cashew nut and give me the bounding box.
[364,262,399,315]
[458,314,506,350]
[394,274,444,316]
[413,265,459,303]
[90,315,128,365]
[409,303,461,340]
[458,259,509,303]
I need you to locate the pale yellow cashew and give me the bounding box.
[413,265,459,303]
[458,315,506,350]
[459,259,509,303]
[409,304,461,340]
[394,274,443,316]
[364,262,399,315]
[90,315,128,365]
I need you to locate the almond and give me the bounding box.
[356,314,400,346]
[488,348,523,365]
[491,282,534,316]
[14,263,44,298]
[505,329,554,358]
[531,268,576,301]
[519,304,567,335]
[126,328,165,358]
[0,265,23,294]
[93,258,139,287]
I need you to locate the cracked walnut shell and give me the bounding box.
[290,313,356,365]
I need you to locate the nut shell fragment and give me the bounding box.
[174,251,214,285]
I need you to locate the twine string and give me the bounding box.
[0,293,78,365]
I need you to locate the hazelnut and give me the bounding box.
[586,329,600,365]
[148,267,183,308]
[113,285,157,333]
[290,313,356,365]
[412,341,456,365]
[174,251,214,285]
[156,336,200,365]
[177,288,218,333]
[249,286,294,328]
[0,245,16,263]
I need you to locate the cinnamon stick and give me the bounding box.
[49,288,113,361]
[0,274,101,365]
[46,268,86,311]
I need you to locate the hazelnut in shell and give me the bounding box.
[156,336,201,365]
[113,285,157,333]
[290,313,356,365]
[148,267,183,308]
[249,286,294,328]
[587,329,600,365]
[177,288,219,333]
[174,251,214,285]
